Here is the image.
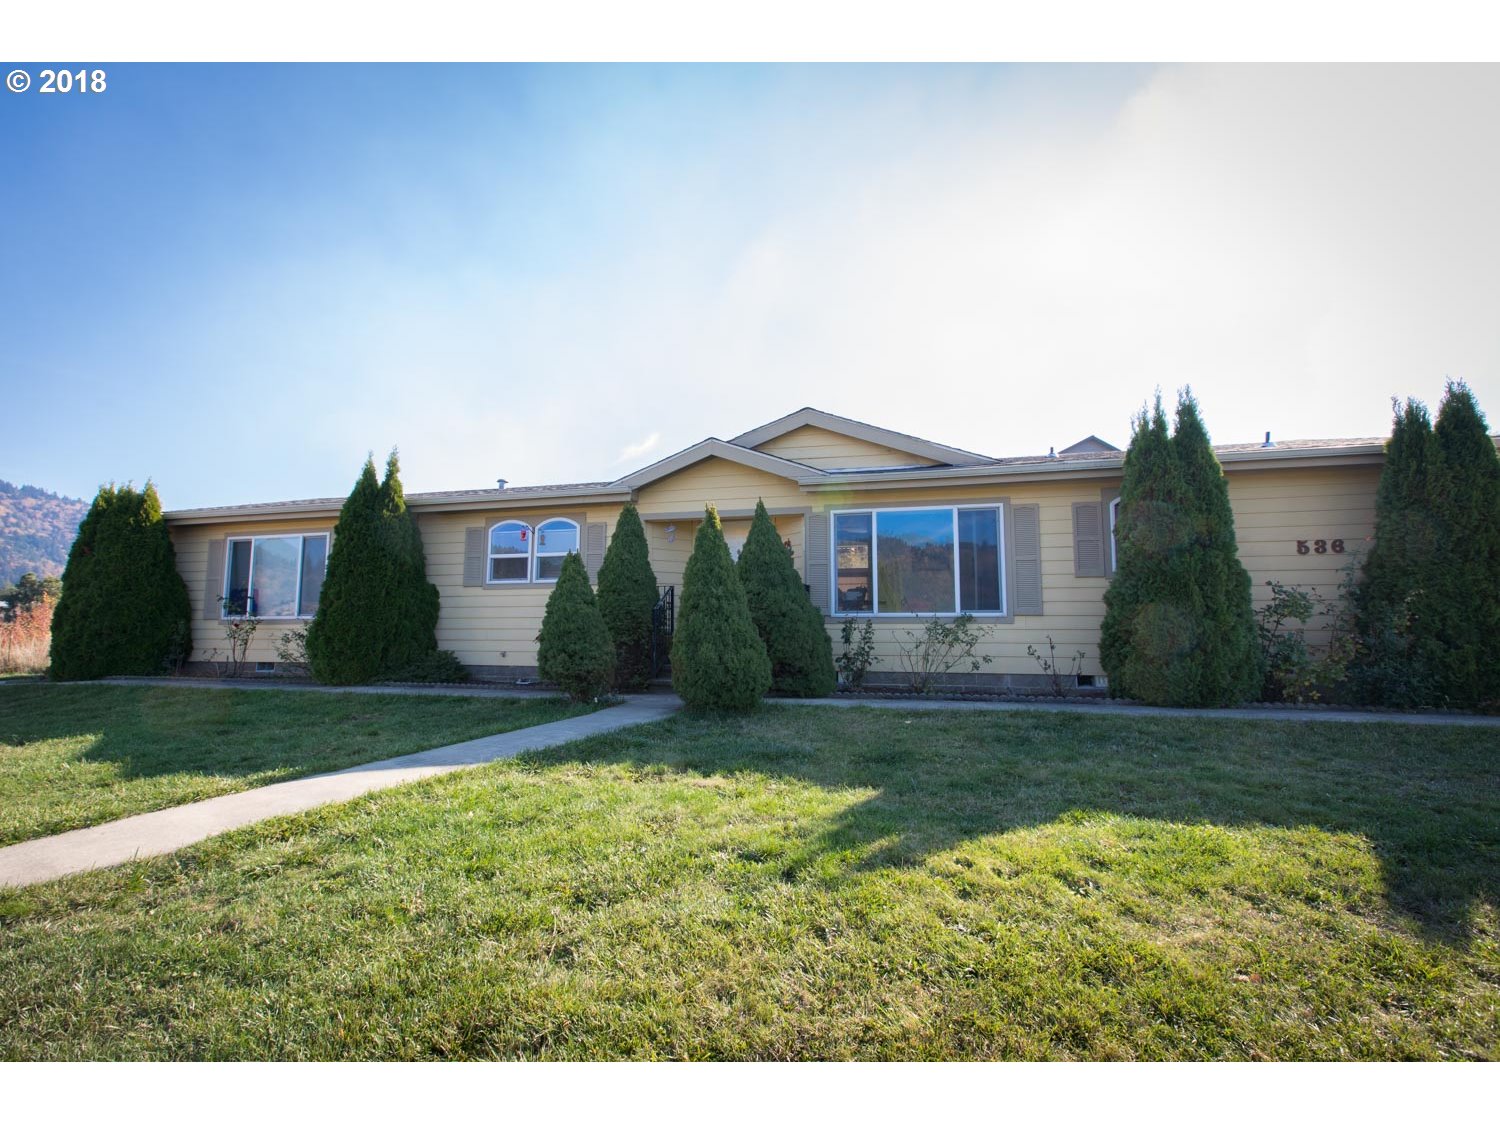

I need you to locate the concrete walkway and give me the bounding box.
[0,694,679,890]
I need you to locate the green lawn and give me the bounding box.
[0,685,597,845]
[0,704,1496,1060]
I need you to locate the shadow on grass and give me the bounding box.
[0,683,582,783]
[527,704,1500,946]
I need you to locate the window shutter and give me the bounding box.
[805,511,830,615]
[202,538,226,620]
[463,527,485,587]
[1072,501,1106,578]
[584,522,606,583]
[1012,503,1043,615]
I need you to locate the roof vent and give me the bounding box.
[1047,446,1058,460]
[1261,432,1274,449]
[496,478,508,490]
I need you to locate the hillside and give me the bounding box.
[0,480,88,584]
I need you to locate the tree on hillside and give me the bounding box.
[49,482,191,680]
[1100,392,1258,706]
[1352,398,1444,706]
[737,499,835,697]
[596,502,658,691]
[672,506,770,713]
[0,572,61,621]
[1427,382,1500,705]
[537,552,615,701]
[306,457,389,685]
[376,450,440,675]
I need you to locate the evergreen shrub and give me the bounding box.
[672,506,770,713]
[736,499,835,697]
[537,552,615,701]
[596,503,658,690]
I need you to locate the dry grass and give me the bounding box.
[0,598,51,676]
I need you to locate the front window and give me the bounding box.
[832,506,1005,616]
[223,534,329,618]
[534,518,579,582]
[489,521,531,582]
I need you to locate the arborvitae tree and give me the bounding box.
[536,551,615,701]
[736,499,835,697]
[672,506,771,713]
[377,450,440,675]
[1352,399,1444,706]
[596,502,658,690]
[1101,392,1258,706]
[306,457,389,685]
[49,482,191,680]
[1100,398,1194,704]
[1427,382,1500,705]
[1169,391,1261,705]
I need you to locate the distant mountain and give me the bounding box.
[0,480,89,584]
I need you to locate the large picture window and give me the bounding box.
[832,506,1005,616]
[223,533,328,618]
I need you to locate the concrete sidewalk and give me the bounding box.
[0,694,679,890]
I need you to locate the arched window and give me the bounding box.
[534,518,579,582]
[488,520,531,583]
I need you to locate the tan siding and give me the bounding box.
[756,425,943,469]
[171,519,336,664]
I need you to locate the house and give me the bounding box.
[163,407,1393,687]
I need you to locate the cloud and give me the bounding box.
[617,432,661,463]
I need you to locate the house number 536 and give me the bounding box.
[1296,539,1344,555]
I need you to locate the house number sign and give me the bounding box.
[1296,539,1344,555]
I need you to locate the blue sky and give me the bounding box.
[2,63,1496,509]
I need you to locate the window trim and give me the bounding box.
[1108,495,1122,572]
[829,503,1008,619]
[222,533,329,620]
[532,517,581,584]
[487,520,533,585]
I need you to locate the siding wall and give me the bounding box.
[755,426,942,469]
[169,455,1382,681]
[171,518,337,665]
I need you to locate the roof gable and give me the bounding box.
[611,438,822,491]
[729,408,993,467]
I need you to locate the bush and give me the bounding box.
[672,506,770,713]
[596,502,658,690]
[1100,392,1259,706]
[894,613,992,693]
[1352,383,1500,708]
[835,619,875,687]
[537,552,615,701]
[385,649,470,684]
[49,482,192,680]
[736,499,835,697]
[307,452,440,685]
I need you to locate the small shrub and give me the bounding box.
[672,507,770,713]
[274,627,311,677]
[537,552,615,702]
[212,606,258,678]
[385,649,470,684]
[1027,635,1086,697]
[894,613,993,693]
[836,618,876,687]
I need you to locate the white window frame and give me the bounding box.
[222,533,329,620]
[487,520,533,585]
[532,517,580,584]
[830,504,1007,618]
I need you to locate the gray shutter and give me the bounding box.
[202,538,226,620]
[1012,503,1043,615]
[805,511,830,614]
[584,522,606,583]
[1072,502,1106,578]
[463,527,485,587]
